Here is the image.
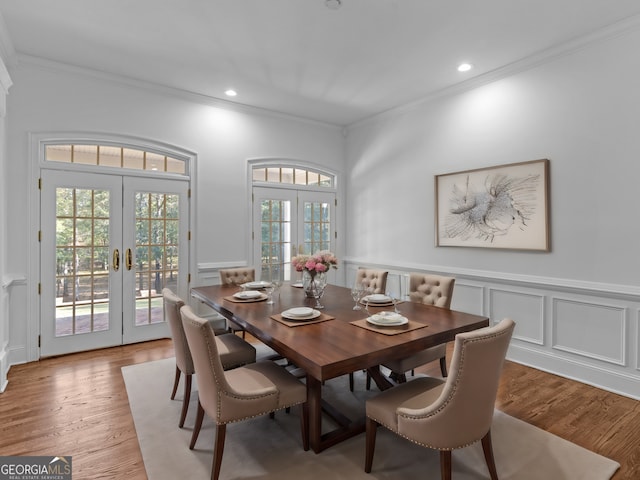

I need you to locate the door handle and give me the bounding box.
[125,248,133,271]
[112,248,120,271]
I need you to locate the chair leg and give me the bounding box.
[439,356,448,377]
[440,450,452,480]
[365,372,371,391]
[349,372,354,391]
[481,430,499,480]
[179,373,192,428]
[364,417,378,473]
[170,366,181,399]
[300,402,309,451]
[190,401,205,449]
[211,423,226,480]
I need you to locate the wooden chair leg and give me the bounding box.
[481,430,499,480]
[189,401,205,449]
[364,417,378,473]
[170,366,181,399]
[365,372,371,390]
[300,402,309,451]
[211,423,226,480]
[178,373,192,428]
[440,356,448,377]
[440,450,452,480]
[349,372,354,391]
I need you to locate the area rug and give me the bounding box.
[122,348,620,480]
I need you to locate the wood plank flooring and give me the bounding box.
[0,339,638,479]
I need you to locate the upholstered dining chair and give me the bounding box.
[349,268,389,391]
[180,305,309,480]
[365,318,515,480]
[162,288,257,428]
[218,267,256,338]
[219,267,256,286]
[368,273,455,389]
[355,268,389,294]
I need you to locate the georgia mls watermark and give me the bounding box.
[0,456,72,480]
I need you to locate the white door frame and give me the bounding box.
[28,131,197,361]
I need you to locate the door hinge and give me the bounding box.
[335,231,337,239]
[188,231,191,241]
[188,273,191,283]
[335,198,337,206]
[38,335,41,348]
[188,188,191,198]
[38,230,42,241]
[38,283,41,294]
[38,178,42,190]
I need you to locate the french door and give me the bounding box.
[40,170,189,357]
[252,187,336,283]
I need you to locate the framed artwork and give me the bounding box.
[435,159,550,251]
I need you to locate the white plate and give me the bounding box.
[291,282,304,288]
[366,315,408,327]
[233,290,262,299]
[283,307,314,317]
[363,294,392,303]
[281,309,321,321]
[243,281,272,289]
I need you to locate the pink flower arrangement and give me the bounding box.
[292,251,338,275]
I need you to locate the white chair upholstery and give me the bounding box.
[365,318,515,480]
[162,288,256,428]
[180,305,308,480]
[355,268,388,294]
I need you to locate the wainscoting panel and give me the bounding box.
[490,288,545,346]
[553,298,626,366]
[342,258,640,399]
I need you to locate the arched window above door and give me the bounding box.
[252,164,334,188]
[45,144,187,176]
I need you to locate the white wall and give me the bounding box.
[4,59,345,366]
[0,54,11,391]
[344,27,640,399]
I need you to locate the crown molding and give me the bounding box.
[348,13,640,130]
[14,53,341,131]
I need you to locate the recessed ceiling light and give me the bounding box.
[457,63,473,72]
[325,0,341,10]
[225,89,237,97]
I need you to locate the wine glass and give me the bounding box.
[351,281,364,310]
[264,283,276,305]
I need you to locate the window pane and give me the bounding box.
[98,146,122,167]
[253,168,266,182]
[281,168,294,184]
[294,169,307,185]
[123,148,144,170]
[73,145,98,165]
[267,168,280,182]
[46,145,72,163]
[166,157,185,174]
[146,152,165,172]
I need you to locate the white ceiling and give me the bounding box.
[1,0,640,126]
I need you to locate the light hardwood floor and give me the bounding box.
[0,339,638,479]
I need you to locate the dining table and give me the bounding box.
[190,282,489,453]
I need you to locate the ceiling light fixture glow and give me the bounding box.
[325,0,341,10]
[225,89,237,97]
[457,63,473,72]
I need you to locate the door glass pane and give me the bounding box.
[55,188,110,336]
[134,192,179,326]
[303,200,331,254]
[260,199,291,281]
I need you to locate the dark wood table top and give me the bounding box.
[191,283,489,381]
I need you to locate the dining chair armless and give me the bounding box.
[180,305,309,480]
[365,318,515,480]
[349,268,389,391]
[368,273,455,389]
[162,288,257,428]
[355,268,389,294]
[217,267,257,338]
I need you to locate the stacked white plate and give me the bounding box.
[366,311,408,326]
[281,307,321,320]
[243,281,272,289]
[233,290,263,300]
[362,294,392,304]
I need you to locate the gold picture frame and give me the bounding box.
[435,159,550,251]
